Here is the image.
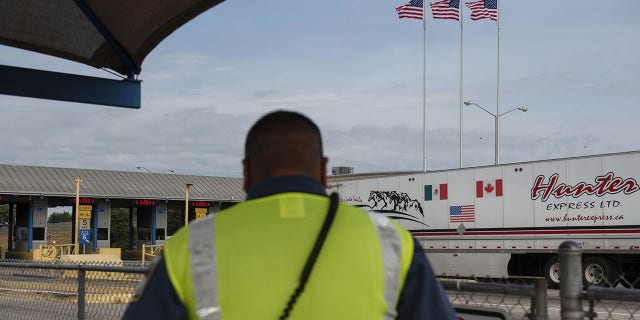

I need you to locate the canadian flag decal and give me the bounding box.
[476,179,503,198]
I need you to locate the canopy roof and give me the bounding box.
[0,0,224,76]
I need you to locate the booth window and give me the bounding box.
[33,227,45,241]
[138,228,151,240]
[156,228,165,240]
[98,228,109,240]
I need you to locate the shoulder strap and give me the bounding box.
[189,215,221,320]
[279,192,340,320]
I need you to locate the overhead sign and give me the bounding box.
[191,201,211,207]
[195,208,207,220]
[70,198,95,205]
[80,198,95,205]
[79,229,90,245]
[134,199,156,206]
[78,205,92,219]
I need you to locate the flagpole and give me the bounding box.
[495,0,501,165]
[422,2,428,172]
[459,1,464,168]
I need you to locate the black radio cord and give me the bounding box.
[279,192,340,320]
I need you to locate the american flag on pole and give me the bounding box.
[396,0,424,20]
[429,0,460,21]
[450,205,475,222]
[465,0,498,21]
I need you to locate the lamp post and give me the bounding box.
[137,166,174,173]
[74,177,82,255]
[464,100,527,165]
[136,165,152,173]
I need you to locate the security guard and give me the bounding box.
[122,110,457,320]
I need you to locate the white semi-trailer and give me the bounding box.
[328,151,640,287]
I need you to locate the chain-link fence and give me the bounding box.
[437,241,640,320]
[441,276,640,320]
[2,242,640,320]
[0,260,146,320]
[557,242,640,320]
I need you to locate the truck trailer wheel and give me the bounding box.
[544,257,560,288]
[582,257,619,287]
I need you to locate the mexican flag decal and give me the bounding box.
[425,184,448,201]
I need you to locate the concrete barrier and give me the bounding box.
[97,247,122,259]
[59,254,124,279]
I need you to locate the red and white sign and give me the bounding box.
[476,179,503,198]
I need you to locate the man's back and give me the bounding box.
[122,111,457,320]
[164,192,413,320]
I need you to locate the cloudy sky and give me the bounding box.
[1,0,638,177]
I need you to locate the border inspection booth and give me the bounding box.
[0,164,244,260]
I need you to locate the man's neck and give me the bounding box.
[246,175,327,200]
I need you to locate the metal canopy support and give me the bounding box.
[73,0,139,78]
[0,65,141,109]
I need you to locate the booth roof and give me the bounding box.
[0,164,244,202]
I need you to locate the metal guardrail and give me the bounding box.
[442,278,548,320]
[584,286,640,319]
[140,243,163,266]
[39,244,75,261]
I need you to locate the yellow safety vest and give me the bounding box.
[164,192,414,320]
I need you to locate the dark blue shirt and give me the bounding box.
[123,176,457,320]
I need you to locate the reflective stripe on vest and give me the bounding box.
[187,206,404,319]
[368,214,402,320]
[189,215,220,320]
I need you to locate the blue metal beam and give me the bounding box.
[0,64,141,109]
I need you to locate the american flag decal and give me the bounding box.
[449,205,475,222]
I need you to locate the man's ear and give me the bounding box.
[320,156,328,188]
[242,158,251,192]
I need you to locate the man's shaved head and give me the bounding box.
[243,110,328,191]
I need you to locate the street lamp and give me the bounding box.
[137,166,175,174]
[136,166,152,173]
[464,100,527,165]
